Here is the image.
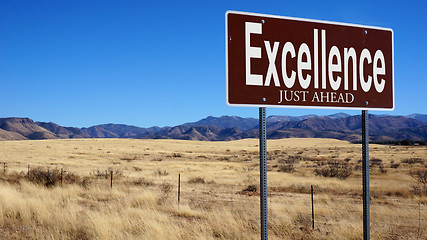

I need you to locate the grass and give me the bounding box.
[0,138,426,239]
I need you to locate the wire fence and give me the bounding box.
[1,161,426,236]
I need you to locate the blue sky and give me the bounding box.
[0,0,426,127]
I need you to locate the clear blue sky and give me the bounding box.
[1,0,426,127]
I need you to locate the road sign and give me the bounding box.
[226,11,394,110]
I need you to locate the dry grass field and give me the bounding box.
[0,138,426,239]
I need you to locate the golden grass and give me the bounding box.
[0,138,426,239]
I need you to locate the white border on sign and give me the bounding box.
[225,10,395,111]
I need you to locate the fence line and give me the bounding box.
[1,162,425,232]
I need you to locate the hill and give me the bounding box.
[0,114,426,142]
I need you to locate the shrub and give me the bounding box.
[370,158,383,166]
[243,184,257,192]
[279,164,295,173]
[153,169,169,177]
[132,177,154,186]
[157,182,173,205]
[120,155,139,161]
[410,185,427,196]
[160,182,173,194]
[293,213,312,230]
[402,158,424,165]
[379,164,387,174]
[286,155,303,163]
[108,168,123,177]
[314,160,352,179]
[91,169,109,179]
[390,163,400,168]
[28,168,81,187]
[133,166,143,171]
[409,169,427,185]
[188,177,205,184]
[62,170,81,184]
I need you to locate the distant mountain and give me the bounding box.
[0,113,426,142]
[81,124,161,138]
[266,114,318,122]
[36,122,89,139]
[407,114,427,122]
[266,113,350,122]
[183,116,258,131]
[327,113,351,119]
[265,115,425,142]
[0,118,56,140]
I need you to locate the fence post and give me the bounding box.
[417,200,421,239]
[3,162,6,173]
[110,171,113,188]
[178,173,181,207]
[61,168,63,186]
[311,185,315,229]
[27,164,30,178]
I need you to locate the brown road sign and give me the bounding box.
[226,11,394,110]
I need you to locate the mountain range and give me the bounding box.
[0,113,426,142]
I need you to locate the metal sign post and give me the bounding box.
[362,110,370,240]
[259,107,268,240]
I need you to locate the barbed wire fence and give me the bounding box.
[0,161,425,238]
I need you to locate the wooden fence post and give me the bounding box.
[110,171,113,188]
[178,173,181,207]
[311,185,315,229]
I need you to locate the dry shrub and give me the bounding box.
[379,164,387,174]
[270,184,311,194]
[62,170,81,184]
[188,177,205,184]
[314,160,352,179]
[243,184,257,192]
[410,169,427,185]
[409,169,427,196]
[390,163,400,168]
[410,185,427,196]
[0,171,25,184]
[279,164,295,173]
[80,176,92,189]
[286,155,304,163]
[157,182,173,205]
[292,213,313,232]
[120,154,140,161]
[153,169,169,177]
[28,168,80,187]
[27,167,56,186]
[132,177,154,186]
[370,158,383,166]
[90,169,110,179]
[108,168,123,177]
[91,168,122,179]
[133,166,143,171]
[402,158,424,164]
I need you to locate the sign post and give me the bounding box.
[225,10,393,240]
[362,110,370,239]
[259,107,268,240]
